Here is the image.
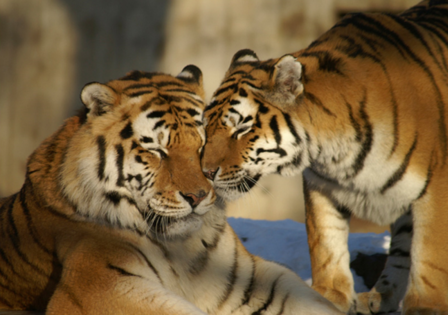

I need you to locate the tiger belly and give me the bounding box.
[303,168,426,225]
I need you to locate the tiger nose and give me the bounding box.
[180,190,207,208]
[203,168,218,181]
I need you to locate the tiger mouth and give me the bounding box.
[216,174,261,193]
[145,211,199,235]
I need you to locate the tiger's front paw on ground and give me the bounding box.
[312,285,357,314]
[356,288,401,314]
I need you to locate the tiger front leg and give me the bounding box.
[356,211,412,314]
[304,180,356,314]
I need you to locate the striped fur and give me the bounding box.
[0,67,342,314]
[202,1,448,314]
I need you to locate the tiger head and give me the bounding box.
[202,49,313,201]
[60,66,216,238]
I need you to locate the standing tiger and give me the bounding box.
[0,66,342,314]
[202,1,448,314]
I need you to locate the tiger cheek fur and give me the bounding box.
[203,1,448,314]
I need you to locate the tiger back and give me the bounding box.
[0,67,343,315]
[202,1,448,314]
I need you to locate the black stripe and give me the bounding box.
[240,80,261,90]
[336,35,376,59]
[341,33,400,157]
[344,100,362,142]
[304,92,335,116]
[107,263,142,278]
[218,235,239,308]
[239,88,248,97]
[140,136,153,144]
[153,120,166,130]
[140,98,159,112]
[147,111,166,119]
[241,256,256,305]
[360,15,448,161]
[348,15,408,59]
[242,116,253,123]
[119,122,134,140]
[155,81,185,88]
[350,94,373,177]
[269,116,282,145]
[164,88,196,94]
[214,83,238,98]
[418,22,448,72]
[128,243,163,284]
[229,108,243,124]
[232,127,250,140]
[206,99,222,112]
[7,191,47,276]
[173,96,203,108]
[417,157,434,200]
[381,135,418,194]
[105,191,122,206]
[254,99,269,114]
[115,144,125,187]
[97,136,106,181]
[282,113,301,145]
[393,223,413,236]
[251,275,281,315]
[389,248,410,257]
[276,293,290,315]
[128,90,153,98]
[391,264,410,270]
[123,82,155,91]
[188,249,209,275]
[388,14,444,71]
[20,184,52,255]
[300,51,344,75]
[186,108,200,117]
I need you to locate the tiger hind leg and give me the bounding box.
[401,193,448,315]
[356,210,412,314]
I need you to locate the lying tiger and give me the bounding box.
[0,66,341,314]
[202,1,448,314]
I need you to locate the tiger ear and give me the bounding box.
[81,82,118,117]
[230,49,260,67]
[269,55,304,106]
[177,65,205,100]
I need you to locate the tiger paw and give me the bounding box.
[356,291,381,314]
[356,287,401,314]
[311,285,356,314]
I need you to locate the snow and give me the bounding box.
[228,217,391,294]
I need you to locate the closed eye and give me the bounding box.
[232,126,250,139]
[147,148,167,159]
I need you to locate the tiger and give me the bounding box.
[201,1,448,314]
[0,66,343,315]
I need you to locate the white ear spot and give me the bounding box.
[177,65,202,83]
[231,49,260,65]
[81,83,117,116]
